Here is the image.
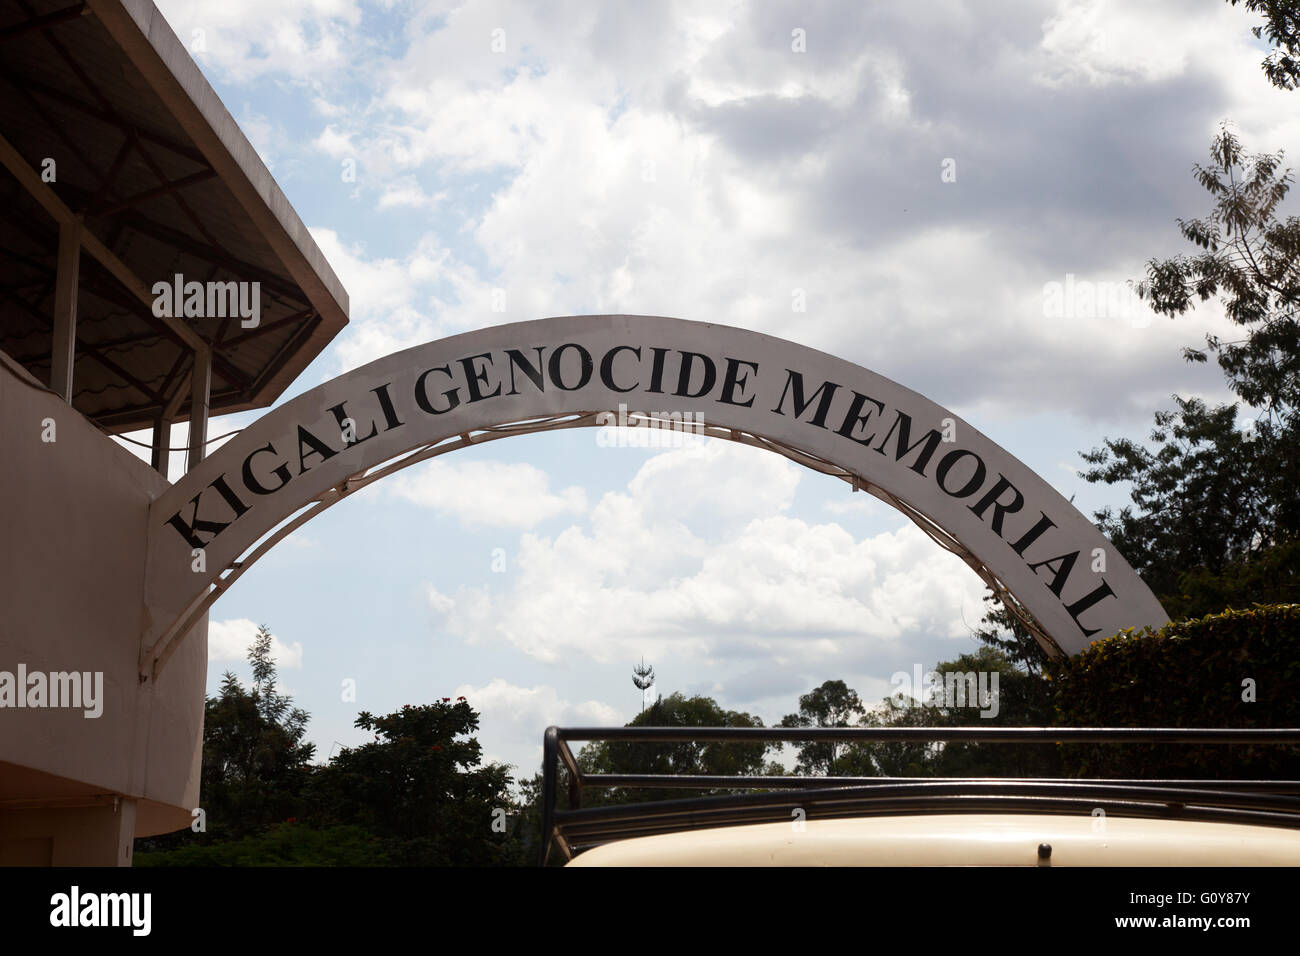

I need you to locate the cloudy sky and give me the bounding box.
[123,0,1290,779]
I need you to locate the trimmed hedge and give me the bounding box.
[1048,605,1300,778]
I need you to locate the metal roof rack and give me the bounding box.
[539,725,1300,865]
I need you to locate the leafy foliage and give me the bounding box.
[197,671,314,835]
[135,628,526,865]
[134,824,399,867]
[1135,126,1300,413]
[1228,0,1300,91]
[577,692,775,805]
[1049,605,1300,777]
[137,625,314,856]
[1079,396,1293,618]
[971,591,1053,675]
[309,701,523,865]
[1085,125,1300,619]
[512,692,776,863]
[778,679,866,775]
[842,648,1062,778]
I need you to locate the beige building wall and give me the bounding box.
[0,353,207,863]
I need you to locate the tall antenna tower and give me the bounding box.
[632,658,655,712]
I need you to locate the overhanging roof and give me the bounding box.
[0,0,349,432]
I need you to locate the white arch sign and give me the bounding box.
[141,314,1167,675]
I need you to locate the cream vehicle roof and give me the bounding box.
[566,814,1300,867]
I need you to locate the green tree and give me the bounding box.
[201,627,315,834]
[971,591,1053,675]
[779,679,866,775]
[135,824,400,866]
[1228,0,1300,91]
[135,625,315,857]
[843,648,1062,778]
[1079,396,1290,618]
[577,692,775,805]
[1135,126,1300,415]
[309,700,523,865]
[921,647,1062,777]
[1084,125,1300,618]
[515,692,776,863]
[849,697,943,778]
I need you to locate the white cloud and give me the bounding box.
[208,618,304,669]
[425,585,456,615]
[152,0,1242,432]
[389,458,588,528]
[823,493,890,518]
[155,0,364,84]
[1035,0,1190,87]
[307,6,1241,424]
[454,678,619,727]
[377,177,448,211]
[426,440,987,665]
[451,678,622,771]
[307,228,489,372]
